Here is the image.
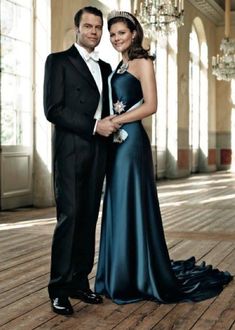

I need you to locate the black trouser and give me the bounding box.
[48,136,107,298]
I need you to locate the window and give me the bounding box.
[155,39,167,152]
[1,0,33,146]
[189,25,200,158]
[189,19,209,172]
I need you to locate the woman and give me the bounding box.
[95,10,232,304]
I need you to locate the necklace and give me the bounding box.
[117,61,129,74]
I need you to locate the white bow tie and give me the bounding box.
[84,51,99,62]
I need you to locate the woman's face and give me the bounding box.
[109,21,135,54]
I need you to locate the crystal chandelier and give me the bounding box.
[137,0,184,39]
[212,0,235,81]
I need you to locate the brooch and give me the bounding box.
[113,100,126,114]
[117,62,129,74]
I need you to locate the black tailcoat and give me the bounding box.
[44,45,112,297]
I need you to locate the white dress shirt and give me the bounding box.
[74,43,103,121]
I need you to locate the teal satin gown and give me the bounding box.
[95,63,232,304]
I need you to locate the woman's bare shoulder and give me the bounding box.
[131,58,153,70]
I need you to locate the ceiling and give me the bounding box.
[189,0,235,25]
[214,0,235,11]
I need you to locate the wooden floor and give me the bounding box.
[0,171,234,329]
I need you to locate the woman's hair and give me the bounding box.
[107,12,154,61]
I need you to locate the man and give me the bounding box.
[44,6,118,315]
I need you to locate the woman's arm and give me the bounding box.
[112,58,157,125]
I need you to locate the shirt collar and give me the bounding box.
[74,43,99,62]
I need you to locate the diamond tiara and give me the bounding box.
[107,10,136,26]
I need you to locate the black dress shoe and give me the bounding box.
[70,289,103,304]
[51,297,74,315]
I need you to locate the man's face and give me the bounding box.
[76,13,103,52]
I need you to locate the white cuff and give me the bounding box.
[93,119,99,135]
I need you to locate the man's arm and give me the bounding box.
[95,115,120,137]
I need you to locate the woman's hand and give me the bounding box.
[96,115,120,137]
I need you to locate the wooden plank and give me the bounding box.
[0,235,51,262]
[0,207,55,224]
[114,242,235,330]
[0,231,26,243]
[0,234,46,251]
[0,255,50,293]
[163,208,208,230]
[165,231,235,242]
[0,288,48,327]
[2,301,87,330]
[0,247,51,272]
[112,302,176,330]
[0,263,98,327]
[0,274,48,309]
[35,300,147,330]
[150,301,214,330]
[0,172,234,330]
[0,239,186,329]
[168,239,218,261]
[190,249,235,330]
[199,241,234,267]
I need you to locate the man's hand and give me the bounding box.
[96,115,121,137]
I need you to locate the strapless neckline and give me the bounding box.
[122,70,140,83]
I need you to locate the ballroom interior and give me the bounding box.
[0,1,235,329]
[0,0,235,210]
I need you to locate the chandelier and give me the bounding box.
[137,0,184,39]
[212,0,235,81]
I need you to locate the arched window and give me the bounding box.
[155,37,168,178]
[154,32,178,178]
[189,25,200,172]
[189,18,208,173]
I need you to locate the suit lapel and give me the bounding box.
[99,61,106,94]
[66,45,99,92]
[99,61,112,118]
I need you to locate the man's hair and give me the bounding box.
[74,6,103,28]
